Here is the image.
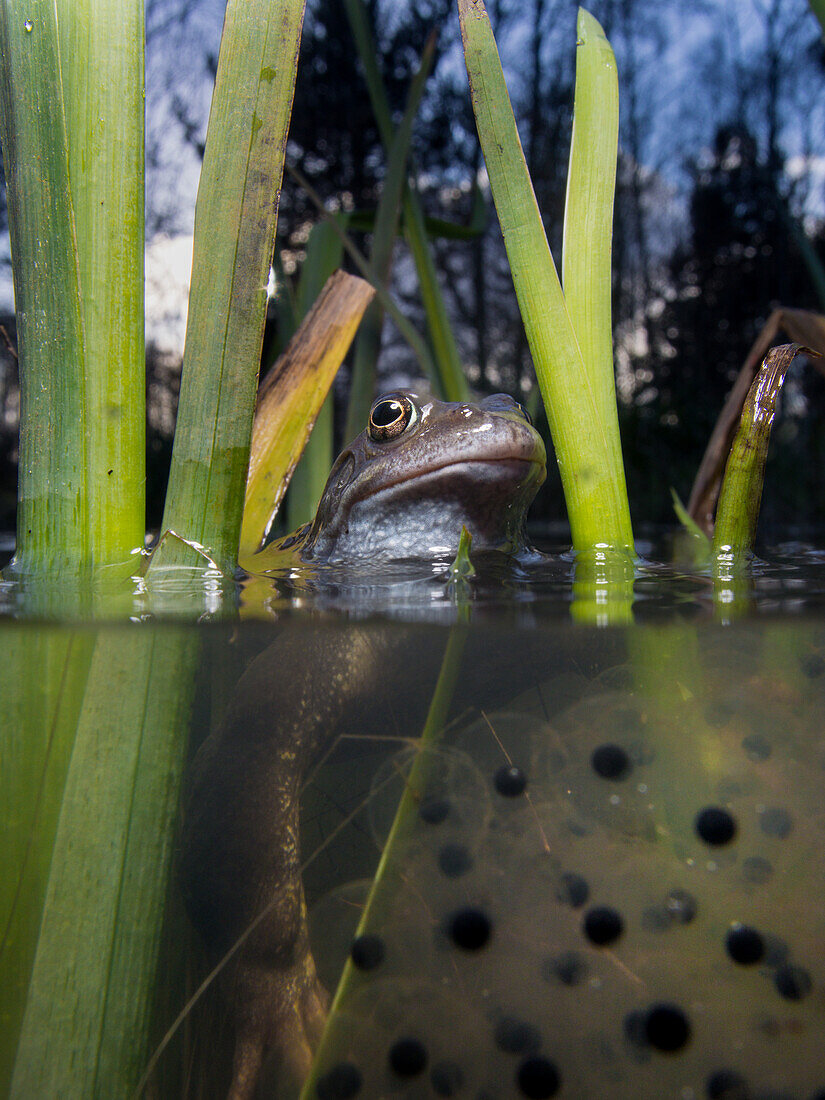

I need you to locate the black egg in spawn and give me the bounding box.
[419,797,450,825]
[774,964,812,1001]
[437,842,473,878]
[725,923,765,965]
[591,742,632,780]
[494,1016,541,1055]
[623,1009,649,1051]
[741,733,772,761]
[388,1037,428,1077]
[583,905,623,946]
[742,855,773,884]
[447,906,492,951]
[695,806,737,845]
[759,807,793,839]
[542,951,588,987]
[555,871,589,908]
[644,1003,691,1052]
[516,1056,561,1099]
[665,888,697,923]
[350,934,385,971]
[494,764,528,797]
[430,1061,464,1097]
[706,1068,749,1099]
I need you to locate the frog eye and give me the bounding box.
[368,395,416,441]
[516,401,532,426]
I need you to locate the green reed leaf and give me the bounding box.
[156,0,305,573]
[458,0,633,553]
[0,1,88,573]
[58,0,146,565]
[344,0,471,403]
[344,32,435,442]
[713,344,805,560]
[10,628,198,1099]
[563,8,627,505]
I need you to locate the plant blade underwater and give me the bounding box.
[10,629,198,1100]
[299,540,473,1100]
[0,631,95,1095]
[4,2,307,1095]
[458,0,633,555]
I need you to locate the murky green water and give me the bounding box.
[2,548,825,1098]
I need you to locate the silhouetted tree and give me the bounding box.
[621,121,825,522]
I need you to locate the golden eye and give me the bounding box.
[368,395,416,441]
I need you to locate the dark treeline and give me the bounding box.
[279,0,825,533]
[2,0,825,536]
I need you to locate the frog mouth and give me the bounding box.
[359,456,546,503]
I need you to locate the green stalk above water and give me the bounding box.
[344,0,471,404]
[59,0,146,566]
[713,345,805,561]
[0,2,88,573]
[155,0,306,574]
[458,0,633,555]
[563,9,626,501]
[344,32,436,442]
[0,0,145,576]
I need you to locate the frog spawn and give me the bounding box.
[305,636,825,1099]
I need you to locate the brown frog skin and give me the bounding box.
[259,389,546,565]
[179,393,547,1098]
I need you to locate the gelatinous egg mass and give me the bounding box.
[306,630,825,1098]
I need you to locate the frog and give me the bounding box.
[179,391,548,1099]
[257,389,546,565]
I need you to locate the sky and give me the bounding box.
[1,0,823,355]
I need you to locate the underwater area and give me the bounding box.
[4,546,825,1100]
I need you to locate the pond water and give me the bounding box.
[2,538,825,1099]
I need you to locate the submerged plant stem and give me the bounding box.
[300,559,473,1097]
